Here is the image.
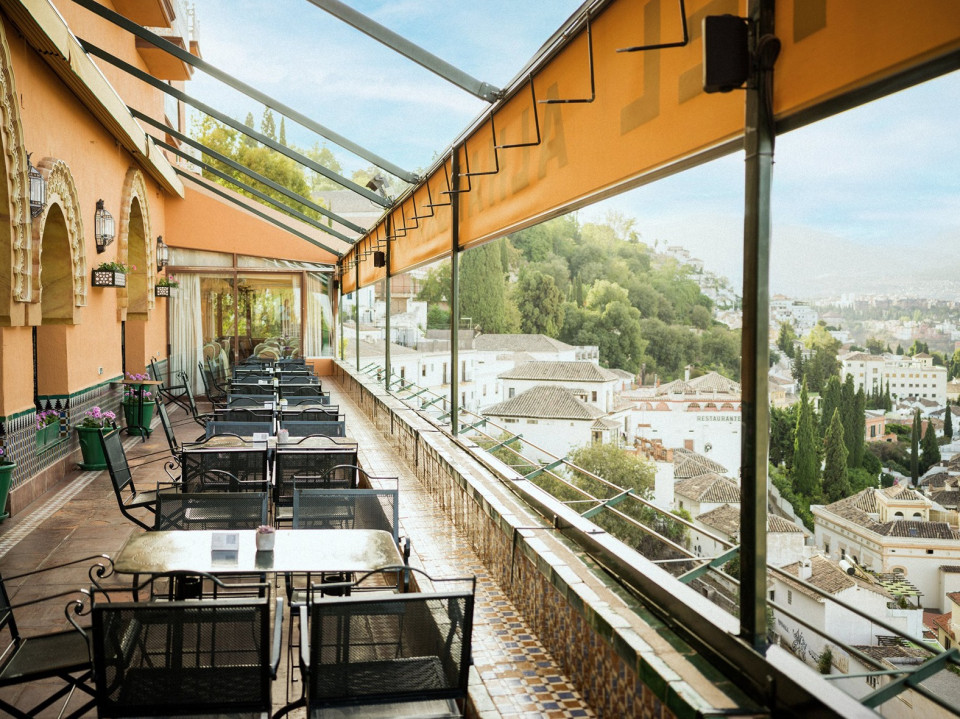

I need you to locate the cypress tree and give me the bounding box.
[793,380,821,498]
[820,376,841,438]
[823,409,851,503]
[840,375,858,466]
[921,420,941,473]
[944,401,953,441]
[910,408,920,485]
[849,387,865,469]
[884,381,892,412]
[279,117,287,145]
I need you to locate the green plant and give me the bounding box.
[36,409,58,430]
[156,274,179,287]
[817,646,833,674]
[94,261,130,273]
[76,407,116,428]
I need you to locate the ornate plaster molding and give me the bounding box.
[116,167,153,321]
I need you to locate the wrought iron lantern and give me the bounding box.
[27,153,45,218]
[156,235,169,272]
[94,199,115,253]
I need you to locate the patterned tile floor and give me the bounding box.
[0,379,594,718]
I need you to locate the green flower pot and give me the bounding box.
[76,426,114,470]
[36,422,59,450]
[122,400,156,437]
[0,462,14,520]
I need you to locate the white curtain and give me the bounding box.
[169,273,204,394]
[304,273,331,357]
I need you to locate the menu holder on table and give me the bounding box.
[211,531,239,564]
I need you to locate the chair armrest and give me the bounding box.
[270,596,284,678]
[298,604,310,671]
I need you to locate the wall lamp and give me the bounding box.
[27,153,46,218]
[94,199,115,253]
[156,235,169,272]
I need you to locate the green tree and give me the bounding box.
[865,337,885,355]
[823,409,851,503]
[560,281,646,372]
[896,344,904,355]
[944,401,953,441]
[459,241,517,333]
[278,117,286,145]
[769,404,796,468]
[514,269,564,336]
[910,409,920,484]
[242,112,257,146]
[921,420,941,473]
[260,108,277,140]
[426,305,450,330]
[777,322,797,358]
[793,380,821,498]
[416,261,451,305]
[819,376,842,437]
[569,442,654,497]
[304,142,345,194]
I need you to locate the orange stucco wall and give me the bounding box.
[0,13,168,415]
[166,184,339,265]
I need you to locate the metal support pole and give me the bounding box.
[338,270,344,361]
[449,150,461,434]
[355,261,361,371]
[384,216,392,391]
[740,0,777,651]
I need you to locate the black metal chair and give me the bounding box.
[0,557,114,719]
[155,489,269,530]
[83,589,283,718]
[198,360,228,405]
[148,358,190,413]
[230,382,277,397]
[179,436,269,493]
[204,419,274,439]
[284,394,332,406]
[280,418,346,437]
[280,384,328,401]
[273,444,359,525]
[100,429,179,530]
[278,405,340,422]
[278,569,474,719]
[292,486,398,537]
[213,407,275,423]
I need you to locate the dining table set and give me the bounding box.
[20,355,477,719]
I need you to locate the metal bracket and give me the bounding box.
[496,77,543,149]
[524,458,566,481]
[411,187,434,221]
[581,488,633,519]
[489,434,523,452]
[457,418,488,435]
[617,0,689,53]
[541,15,596,104]
[677,546,741,584]
[428,161,455,206]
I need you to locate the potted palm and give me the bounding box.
[91,261,129,288]
[0,448,14,520]
[74,407,117,470]
[35,409,60,449]
[155,274,179,297]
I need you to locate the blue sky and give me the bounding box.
[189,1,960,297]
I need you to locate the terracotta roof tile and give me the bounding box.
[499,361,619,382]
[673,448,729,478]
[675,474,741,503]
[474,334,576,353]
[696,503,740,535]
[481,385,606,421]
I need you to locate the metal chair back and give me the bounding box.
[293,487,398,541]
[278,405,339,421]
[279,384,327,399]
[273,445,359,511]
[155,490,268,530]
[280,419,346,438]
[179,438,269,492]
[90,596,277,717]
[303,585,474,713]
[204,420,273,439]
[284,394,332,406]
[99,429,157,530]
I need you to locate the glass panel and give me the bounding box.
[237,255,332,272]
[199,275,235,371]
[237,274,302,361]
[304,272,333,357]
[169,247,234,267]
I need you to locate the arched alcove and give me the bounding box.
[0,20,32,326]
[35,203,72,396]
[116,168,153,322]
[32,158,85,324]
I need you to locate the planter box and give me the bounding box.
[155,285,178,297]
[92,269,126,287]
[36,422,59,449]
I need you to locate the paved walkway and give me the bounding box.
[0,378,594,718]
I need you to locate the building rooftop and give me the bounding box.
[696,503,741,535]
[499,360,618,383]
[673,448,729,479]
[474,334,576,353]
[481,385,606,421]
[675,473,741,504]
[655,371,741,397]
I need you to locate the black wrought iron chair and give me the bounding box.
[284,394,332,406]
[278,405,340,422]
[277,569,474,719]
[279,418,346,437]
[292,486,398,536]
[198,360,228,406]
[273,445,359,525]
[204,419,274,439]
[99,429,179,530]
[179,436,269,493]
[229,382,277,397]
[280,384,329,401]
[154,489,269,530]
[0,557,115,719]
[148,358,190,412]
[82,588,283,718]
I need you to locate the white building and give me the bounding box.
[481,385,625,462]
[689,505,807,567]
[498,361,621,413]
[625,371,741,473]
[841,352,948,405]
[770,295,819,335]
[770,556,924,676]
[813,487,960,609]
[674,473,740,518]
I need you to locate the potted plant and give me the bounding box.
[255,524,276,552]
[35,409,60,449]
[155,274,179,298]
[122,372,156,435]
[74,407,117,470]
[92,261,129,288]
[0,448,14,520]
